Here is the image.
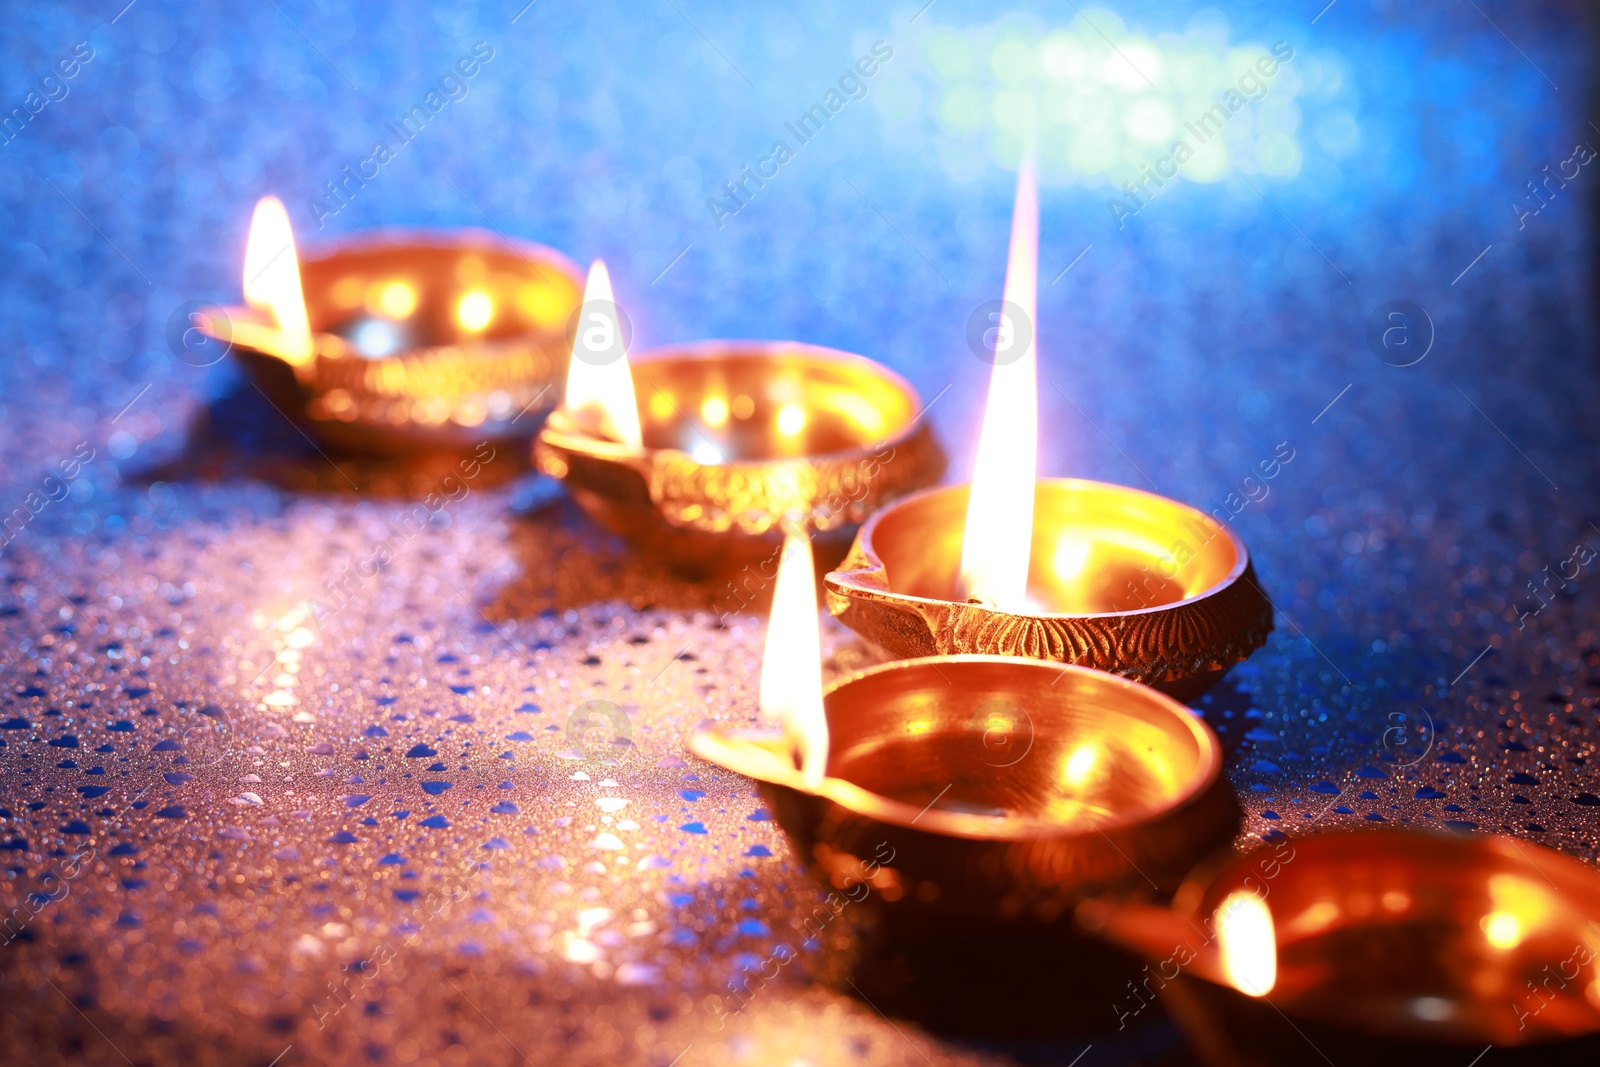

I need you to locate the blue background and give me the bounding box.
[0,1,1596,1064]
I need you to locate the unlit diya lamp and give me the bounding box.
[535,262,944,574]
[691,529,1238,1019]
[199,196,583,454]
[1080,829,1600,1065]
[825,165,1271,698]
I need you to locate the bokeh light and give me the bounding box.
[891,7,1315,188]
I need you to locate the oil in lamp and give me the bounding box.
[1080,829,1600,1064]
[201,196,584,454]
[534,263,946,574]
[826,164,1272,698]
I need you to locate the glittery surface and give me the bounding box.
[1,1,1597,1064]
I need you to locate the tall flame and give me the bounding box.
[562,259,643,448]
[1217,890,1278,996]
[958,162,1039,611]
[241,196,314,366]
[759,529,828,788]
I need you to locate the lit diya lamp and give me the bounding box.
[1080,830,1600,1064]
[825,165,1272,699]
[690,529,1239,947]
[534,263,945,574]
[199,196,583,454]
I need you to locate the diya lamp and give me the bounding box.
[200,196,584,455]
[825,164,1272,699]
[534,263,945,574]
[690,528,1240,1018]
[1080,829,1600,1065]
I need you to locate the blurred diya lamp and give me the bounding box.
[689,532,1240,939]
[535,265,944,573]
[200,196,583,454]
[1080,830,1600,1065]
[824,162,1269,698]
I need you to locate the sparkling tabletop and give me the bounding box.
[0,1,1596,1064]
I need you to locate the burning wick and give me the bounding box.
[759,526,829,788]
[956,160,1040,612]
[1217,890,1278,996]
[562,259,643,448]
[241,196,315,366]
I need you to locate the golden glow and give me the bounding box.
[731,394,756,420]
[758,529,828,788]
[1285,899,1340,936]
[375,280,418,319]
[1062,744,1098,787]
[958,161,1038,610]
[256,603,316,718]
[515,280,569,328]
[701,395,730,427]
[1482,911,1523,951]
[1217,891,1277,996]
[1052,536,1091,583]
[1481,873,1555,952]
[331,275,364,309]
[242,196,315,366]
[828,392,886,435]
[456,288,495,332]
[776,402,807,436]
[562,260,642,448]
[905,719,934,735]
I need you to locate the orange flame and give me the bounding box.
[562,259,642,448]
[759,529,828,787]
[958,162,1039,610]
[1217,890,1277,996]
[241,196,314,366]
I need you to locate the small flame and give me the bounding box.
[456,288,494,332]
[374,280,418,319]
[958,161,1040,610]
[701,394,730,427]
[1217,891,1277,996]
[759,529,828,788]
[241,196,314,366]
[562,259,642,448]
[1482,911,1523,950]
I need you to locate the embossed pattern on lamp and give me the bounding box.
[202,196,584,454]
[535,262,945,572]
[825,163,1271,698]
